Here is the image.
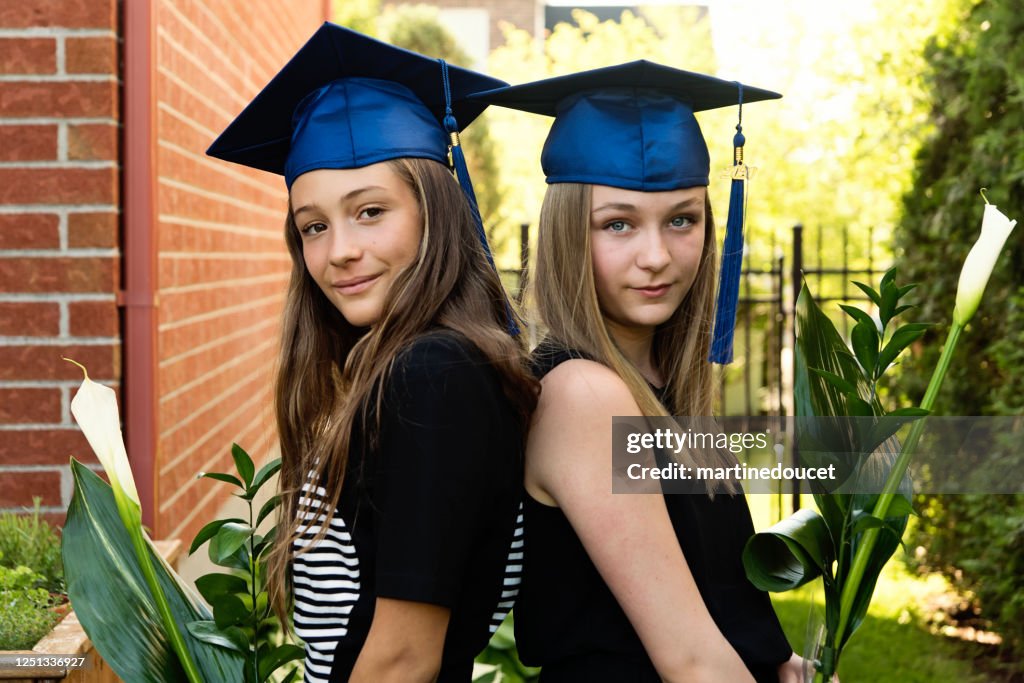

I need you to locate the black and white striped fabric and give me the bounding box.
[292,477,361,683]
[489,502,524,634]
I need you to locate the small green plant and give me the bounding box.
[0,554,65,650]
[0,498,63,593]
[187,444,304,682]
[474,614,540,682]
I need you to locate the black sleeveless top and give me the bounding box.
[515,341,792,682]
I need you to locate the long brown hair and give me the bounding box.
[268,158,538,623]
[533,182,737,486]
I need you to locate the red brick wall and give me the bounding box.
[0,1,325,541]
[153,0,325,542]
[0,0,120,527]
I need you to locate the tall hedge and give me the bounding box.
[895,0,1024,650]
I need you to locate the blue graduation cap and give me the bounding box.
[470,60,781,363]
[206,22,518,333]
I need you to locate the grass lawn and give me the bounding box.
[749,494,993,682]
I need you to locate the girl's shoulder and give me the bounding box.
[386,329,502,406]
[395,329,483,370]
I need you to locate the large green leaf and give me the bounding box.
[63,459,244,681]
[742,507,833,592]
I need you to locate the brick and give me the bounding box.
[68,212,118,249]
[0,168,117,205]
[0,213,60,249]
[0,343,118,381]
[0,38,55,75]
[69,300,119,337]
[0,257,117,293]
[0,81,116,118]
[0,0,116,29]
[66,36,117,74]
[0,469,62,507]
[0,387,62,424]
[0,124,57,161]
[68,123,118,161]
[0,428,96,466]
[0,301,60,336]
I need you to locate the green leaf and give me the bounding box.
[63,459,243,681]
[186,620,249,654]
[201,472,244,489]
[879,266,897,289]
[810,368,858,395]
[208,532,251,572]
[256,495,281,528]
[214,523,253,563]
[231,443,255,488]
[251,458,282,494]
[195,573,248,606]
[877,323,931,376]
[742,508,833,592]
[189,518,247,556]
[879,279,900,328]
[845,395,875,417]
[838,304,875,328]
[852,280,882,307]
[892,303,916,318]
[257,643,305,681]
[212,593,250,630]
[851,319,880,378]
[896,283,918,299]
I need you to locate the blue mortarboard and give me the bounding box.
[470,60,782,362]
[207,22,519,333]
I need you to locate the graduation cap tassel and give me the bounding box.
[438,60,520,336]
[709,85,747,365]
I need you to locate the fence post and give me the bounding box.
[791,223,803,513]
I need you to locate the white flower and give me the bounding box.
[953,202,1017,327]
[67,359,140,507]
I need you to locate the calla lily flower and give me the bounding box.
[953,202,1017,327]
[67,359,141,507]
[64,357,204,683]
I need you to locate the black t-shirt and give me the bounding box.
[515,340,792,682]
[292,331,523,682]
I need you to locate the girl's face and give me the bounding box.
[291,163,423,328]
[589,184,706,336]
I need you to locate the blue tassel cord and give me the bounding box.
[709,84,748,365]
[439,60,519,336]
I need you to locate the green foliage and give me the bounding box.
[63,460,245,681]
[331,0,379,35]
[894,0,1024,650]
[489,8,715,269]
[745,271,927,678]
[0,498,63,592]
[0,559,63,650]
[474,614,540,682]
[189,446,302,683]
[376,5,509,263]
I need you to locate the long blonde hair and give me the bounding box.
[533,182,737,484]
[268,158,538,624]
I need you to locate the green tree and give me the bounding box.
[488,7,716,271]
[331,3,510,267]
[378,6,509,262]
[894,0,1024,650]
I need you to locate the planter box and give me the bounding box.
[0,540,182,683]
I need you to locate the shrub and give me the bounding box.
[0,499,63,593]
[0,556,64,650]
